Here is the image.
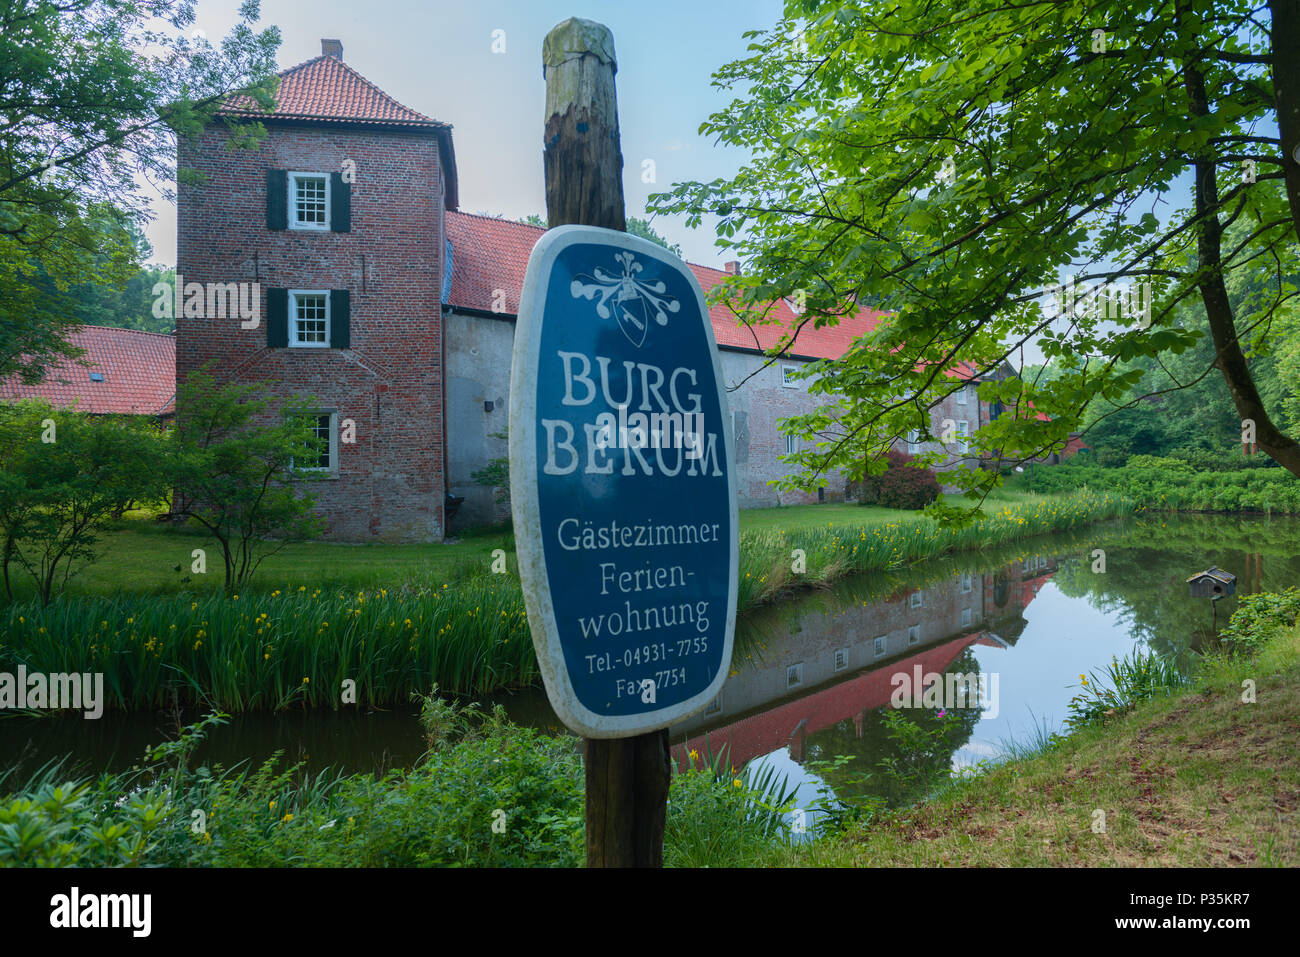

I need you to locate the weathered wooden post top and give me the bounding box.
[1186,566,1237,599]
[542,17,625,231]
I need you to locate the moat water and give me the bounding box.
[5,513,1295,826]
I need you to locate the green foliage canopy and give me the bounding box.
[0,0,280,381]
[0,400,168,604]
[171,371,325,591]
[651,0,1300,504]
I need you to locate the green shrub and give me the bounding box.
[1,705,807,868]
[1169,448,1280,472]
[1219,588,1300,654]
[0,780,169,867]
[1125,454,1193,472]
[860,451,941,510]
[665,769,785,867]
[1014,460,1300,513]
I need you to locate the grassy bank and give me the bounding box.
[0,491,1135,711]
[1014,457,1300,513]
[737,490,1129,609]
[1,578,537,708]
[778,595,1300,867]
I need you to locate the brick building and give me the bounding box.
[176,39,996,541]
[177,40,456,541]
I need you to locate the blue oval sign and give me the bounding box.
[509,225,738,737]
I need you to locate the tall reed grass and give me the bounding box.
[0,576,535,712]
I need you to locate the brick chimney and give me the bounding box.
[321,38,343,60]
[724,261,741,275]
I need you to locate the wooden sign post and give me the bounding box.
[510,17,738,868]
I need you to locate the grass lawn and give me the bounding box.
[11,487,1055,602]
[35,520,508,599]
[777,623,1300,867]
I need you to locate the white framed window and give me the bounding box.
[785,433,797,456]
[294,411,337,472]
[289,290,330,347]
[781,364,800,388]
[957,382,970,405]
[962,607,973,627]
[907,429,921,454]
[957,419,971,454]
[910,590,923,609]
[962,572,973,594]
[290,172,330,230]
[908,624,920,646]
[786,663,803,689]
[873,635,887,658]
[834,648,849,672]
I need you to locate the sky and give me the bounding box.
[145,0,786,267]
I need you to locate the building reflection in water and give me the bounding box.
[670,554,1059,773]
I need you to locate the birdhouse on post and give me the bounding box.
[1186,566,1237,599]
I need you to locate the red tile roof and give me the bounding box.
[444,211,891,363]
[445,213,540,316]
[219,50,459,209]
[0,325,175,416]
[221,54,447,130]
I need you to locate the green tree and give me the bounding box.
[22,222,178,336]
[1079,207,1299,461]
[0,401,168,604]
[0,0,280,382]
[46,224,178,334]
[651,0,1300,504]
[171,371,325,592]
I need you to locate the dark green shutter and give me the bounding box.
[266,170,288,230]
[330,172,351,232]
[267,288,288,347]
[330,290,350,348]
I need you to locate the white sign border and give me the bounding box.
[509,224,739,738]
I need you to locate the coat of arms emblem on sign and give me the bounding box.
[570,250,681,348]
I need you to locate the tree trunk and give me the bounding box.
[1,534,14,601]
[543,17,626,231]
[1270,0,1300,242]
[1183,55,1300,476]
